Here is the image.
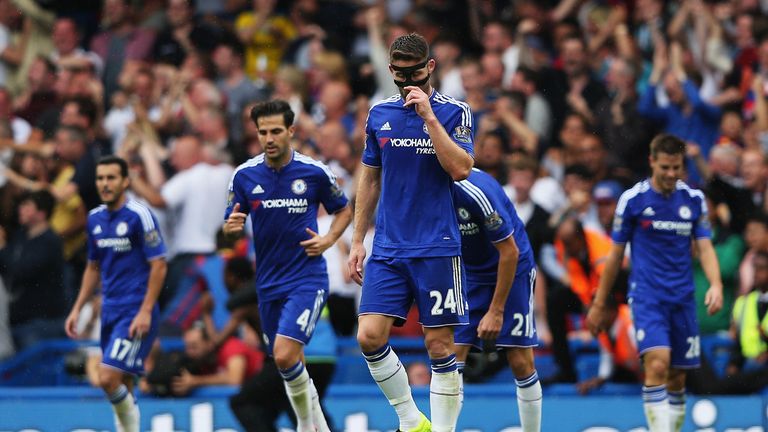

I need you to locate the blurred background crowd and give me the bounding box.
[3,0,768,398]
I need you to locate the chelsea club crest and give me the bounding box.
[292,179,307,195]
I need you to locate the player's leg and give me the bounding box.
[500,268,541,432]
[423,326,461,432]
[98,366,139,432]
[453,344,471,415]
[413,256,469,432]
[507,348,541,432]
[358,257,426,432]
[642,349,672,432]
[632,297,673,432]
[273,336,315,432]
[358,314,426,431]
[99,306,156,432]
[272,288,330,432]
[667,368,687,432]
[666,301,701,432]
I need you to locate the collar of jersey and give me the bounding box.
[265,150,295,171]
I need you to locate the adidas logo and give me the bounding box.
[381,122,391,131]
[252,184,265,194]
[642,207,655,217]
[93,225,102,235]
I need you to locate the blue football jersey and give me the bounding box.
[87,199,167,308]
[362,91,474,258]
[225,152,349,301]
[453,169,535,285]
[612,179,711,303]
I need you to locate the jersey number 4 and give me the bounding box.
[430,290,457,315]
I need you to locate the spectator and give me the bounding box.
[212,39,266,145]
[594,57,655,180]
[235,0,297,82]
[592,180,623,237]
[739,213,768,296]
[543,217,613,383]
[638,40,722,164]
[407,361,431,387]
[7,0,55,98]
[50,17,103,76]
[152,0,221,67]
[0,190,65,350]
[576,296,640,395]
[509,66,553,143]
[170,323,264,395]
[90,0,156,103]
[741,149,768,211]
[730,250,768,373]
[52,125,100,211]
[694,194,745,334]
[129,135,234,308]
[14,56,58,124]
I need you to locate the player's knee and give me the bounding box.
[644,356,670,382]
[423,333,452,359]
[272,346,300,370]
[507,349,535,377]
[357,325,387,353]
[97,368,122,393]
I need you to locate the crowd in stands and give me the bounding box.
[4,0,768,396]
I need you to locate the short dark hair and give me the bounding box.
[747,211,768,229]
[97,155,129,178]
[21,190,55,219]
[508,155,539,174]
[650,134,687,158]
[564,163,594,181]
[250,99,295,128]
[515,66,539,87]
[64,96,99,127]
[389,33,430,62]
[225,257,255,282]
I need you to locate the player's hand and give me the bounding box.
[477,309,503,340]
[347,241,367,285]
[129,309,152,339]
[64,310,80,339]
[585,303,609,335]
[224,203,247,236]
[576,377,606,395]
[300,228,332,257]
[172,369,195,395]
[403,86,436,122]
[705,285,723,315]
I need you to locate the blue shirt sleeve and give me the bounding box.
[86,217,98,262]
[457,178,513,243]
[694,195,712,239]
[139,211,167,260]
[444,103,475,156]
[361,113,381,167]
[317,167,349,214]
[224,171,250,220]
[611,192,635,244]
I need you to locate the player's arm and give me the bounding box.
[403,85,473,180]
[301,205,353,257]
[129,258,167,338]
[348,165,381,285]
[585,242,626,334]
[173,354,248,394]
[65,260,101,338]
[477,235,520,340]
[696,237,724,315]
